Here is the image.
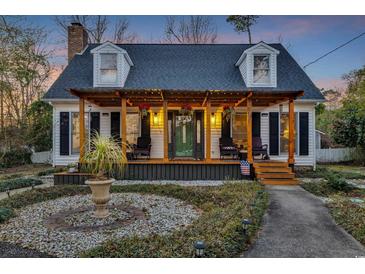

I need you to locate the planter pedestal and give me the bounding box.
[86,179,114,218]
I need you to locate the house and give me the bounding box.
[43,23,325,184]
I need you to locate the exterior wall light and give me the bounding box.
[153,112,159,126]
[194,240,206,257]
[211,113,216,127]
[241,218,252,234]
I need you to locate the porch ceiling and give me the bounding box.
[69,88,304,107]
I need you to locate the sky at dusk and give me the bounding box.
[24,15,365,91]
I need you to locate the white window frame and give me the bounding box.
[99,53,118,84]
[69,111,90,156]
[278,111,299,156]
[253,54,270,85]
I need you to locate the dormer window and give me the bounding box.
[100,53,117,83]
[235,42,279,88]
[91,42,134,88]
[253,55,270,84]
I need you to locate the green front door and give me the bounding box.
[175,115,194,157]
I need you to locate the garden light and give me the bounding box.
[5,187,10,197]
[241,218,252,234]
[194,240,206,257]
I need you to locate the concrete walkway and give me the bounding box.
[245,185,365,258]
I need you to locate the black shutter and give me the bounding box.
[269,112,279,155]
[299,112,309,155]
[110,112,120,142]
[141,113,150,137]
[221,113,230,137]
[252,112,261,138]
[60,112,69,155]
[90,112,100,138]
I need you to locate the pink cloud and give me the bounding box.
[314,77,347,91]
[45,64,65,89]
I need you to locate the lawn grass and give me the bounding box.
[0,182,268,257]
[328,196,365,246]
[301,178,365,248]
[0,164,53,181]
[296,164,365,179]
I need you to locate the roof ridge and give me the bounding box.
[88,43,283,46]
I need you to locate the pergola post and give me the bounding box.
[246,96,253,164]
[79,97,85,162]
[121,97,127,157]
[163,100,168,162]
[288,98,295,166]
[206,100,211,162]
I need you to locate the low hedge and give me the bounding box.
[37,167,66,177]
[0,147,32,168]
[0,207,14,223]
[0,178,43,192]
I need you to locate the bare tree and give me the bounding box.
[226,15,259,44]
[54,16,137,44]
[164,16,218,44]
[113,18,138,43]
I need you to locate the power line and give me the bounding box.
[303,31,365,69]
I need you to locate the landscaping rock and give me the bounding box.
[0,193,200,257]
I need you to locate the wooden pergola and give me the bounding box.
[70,88,303,166]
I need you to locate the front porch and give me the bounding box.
[70,88,303,181]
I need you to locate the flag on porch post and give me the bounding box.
[240,160,250,175]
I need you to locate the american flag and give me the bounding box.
[240,160,250,175]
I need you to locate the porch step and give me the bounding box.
[260,178,299,185]
[253,161,288,168]
[256,172,295,179]
[253,161,298,185]
[255,167,292,173]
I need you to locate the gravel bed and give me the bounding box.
[114,180,231,186]
[63,208,130,227]
[0,193,200,257]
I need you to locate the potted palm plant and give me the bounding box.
[82,133,127,218]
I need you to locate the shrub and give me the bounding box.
[0,178,43,192]
[37,167,66,176]
[325,173,352,192]
[0,207,14,223]
[0,185,89,209]
[0,147,32,168]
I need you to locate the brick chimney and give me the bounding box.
[68,22,88,63]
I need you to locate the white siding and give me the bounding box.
[253,102,316,166]
[52,103,125,166]
[51,101,316,167]
[238,55,247,84]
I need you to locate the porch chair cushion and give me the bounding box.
[219,137,239,159]
[132,136,151,158]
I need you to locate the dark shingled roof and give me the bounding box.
[43,43,324,100]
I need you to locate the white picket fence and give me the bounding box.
[316,147,358,163]
[31,150,52,164]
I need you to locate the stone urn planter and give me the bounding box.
[86,179,115,218]
[82,133,128,219]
